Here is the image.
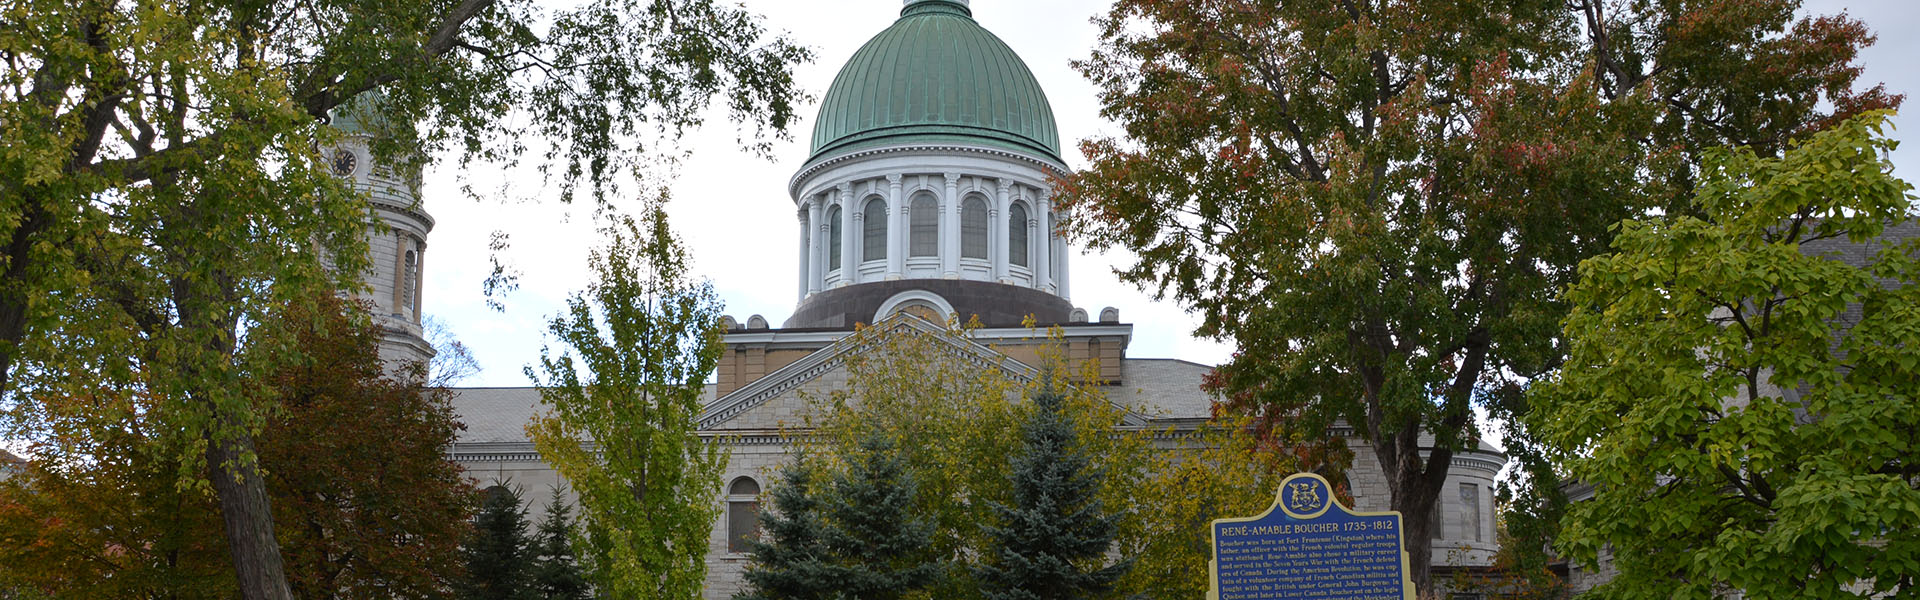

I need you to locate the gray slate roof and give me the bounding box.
[1109,359,1218,419]
[446,386,720,444]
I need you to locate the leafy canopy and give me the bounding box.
[1530,112,1920,599]
[1057,0,1900,591]
[525,200,725,600]
[0,295,476,599]
[794,321,1293,600]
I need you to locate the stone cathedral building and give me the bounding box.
[335,1,1507,597]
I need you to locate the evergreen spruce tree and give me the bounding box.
[822,435,942,600]
[458,485,535,600]
[735,455,835,600]
[975,389,1129,600]
[530,487,591,600]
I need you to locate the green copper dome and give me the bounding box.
[808,0,1061,163]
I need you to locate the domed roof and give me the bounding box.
[808,0,1061,164]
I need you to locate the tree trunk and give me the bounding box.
[1373,423,1452,598]
[207,414,295,600]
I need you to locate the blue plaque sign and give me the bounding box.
[1208,473,1412,600]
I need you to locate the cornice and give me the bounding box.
[789,143,1071,198]
[368,197,437,232]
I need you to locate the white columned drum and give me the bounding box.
[780,0,1078,329]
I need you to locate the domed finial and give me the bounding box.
[902,0,970,17]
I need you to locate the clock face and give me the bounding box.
[332,150,357,177]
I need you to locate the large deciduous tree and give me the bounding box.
[0,294,475,599]
[1530,113,1919,598]
[260,295,474,600]
[525,203,725,600]
[1057,0,1898,592]
[0,2,808,598]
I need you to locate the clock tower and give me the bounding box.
[330,98,436,375]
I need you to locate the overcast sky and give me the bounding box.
[422,0,1920,389]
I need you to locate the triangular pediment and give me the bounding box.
[696,315,1148,430]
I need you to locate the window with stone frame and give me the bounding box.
[727,477,761,553]
[911,193,938,257]
[1460,483,1481,542]
[1430,500,1444,539]
[1009,202,1029,267]
[401,237,421,314]
[961,195,988,259]
[828,205,843,270]
[862,197,887,262]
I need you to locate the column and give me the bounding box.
[806,195,824,295]
[1056,233,1070,300]
[839,183,858,286]
[886,175,904,280]
[942,172,961,278]
[993,180,1012,283]
[413,243,425,323]
[797,207,810,301]
[1032,212,1050,292]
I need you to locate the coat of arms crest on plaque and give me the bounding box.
[1284,479,1325,514]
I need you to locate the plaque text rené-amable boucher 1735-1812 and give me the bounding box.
[1209,473,1414,600]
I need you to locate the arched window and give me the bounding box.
[827,205,843,270]
[1009,202,1029,267]
[476,484,519,521]
[862,197,887,262]
[910,194,938,257]
[402,240,420,313]
[1460,483,1482,542]
[961,196,988,259]
[728,477,762,553]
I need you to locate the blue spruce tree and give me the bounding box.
[459,485,536,600]
[975,389,1130,600]
[530,487,590,600]
[822,435,942,600]
[735,455,836,600]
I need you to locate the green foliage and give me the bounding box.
[975,389,1129,600]
[1529,112,1920,599]
[259,296,476,600]
[1058,1,1900,593]
[460,485,537,600]
[531,487,591,600]
[736,456,836,600]
[818,435,943,600]
[1,2,809,596]
[799,321,1292,600]
[525,201,726,600]
[0,295,474,599]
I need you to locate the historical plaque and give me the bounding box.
[1208,473,1413,600]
